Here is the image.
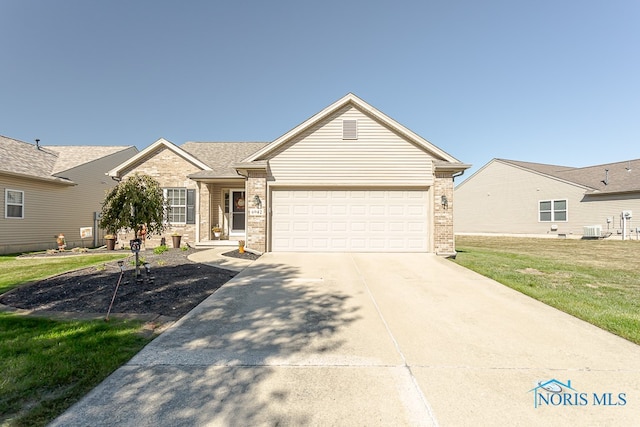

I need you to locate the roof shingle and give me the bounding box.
[500,158,640,194]
[181,142,269,178]
[0,135,134,183]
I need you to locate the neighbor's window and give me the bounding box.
[5,189,24,219]
[539,199,567,222]
[164,188,187,223]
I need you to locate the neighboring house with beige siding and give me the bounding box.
[0,135,137,254]
[454,158,640,239]
[108,93,470,255]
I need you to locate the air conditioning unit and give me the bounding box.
[583,225,602,238]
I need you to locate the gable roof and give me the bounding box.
[182,142,268,179]
[243,93,469,171]
[47,145,135,174]
[498,158,640,195]
[0,135,60,181]
[0,135,133,185]
[107,138,269,180]
[107,138,213,178]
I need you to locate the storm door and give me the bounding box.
[230,190,246,234]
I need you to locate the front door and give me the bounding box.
[230,190,246,234]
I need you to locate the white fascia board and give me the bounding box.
[243,93,464,165]
[106,138,212,178]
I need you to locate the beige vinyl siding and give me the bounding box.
[267,106,434,186]
[60,147,138,246]
[0,148,136,254]
[454,160,640,238]
[0,176,70,253]
[454,161,586,236]
[579,194,640,238]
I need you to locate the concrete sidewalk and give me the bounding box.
[50,253,640,426]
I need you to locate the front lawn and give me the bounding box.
[453,235,640,345]
[0,253,151,427]
[0,315,150,426]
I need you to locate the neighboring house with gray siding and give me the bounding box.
[454,158,640,239]
[0,135,137,254]
[108,93,470,255]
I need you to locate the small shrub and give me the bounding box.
[181,245,189,251]
[129,257,146,266]
[153,245,169,255]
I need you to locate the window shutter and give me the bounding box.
[186,189,195,224]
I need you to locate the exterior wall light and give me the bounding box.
[441,195,448,208]
[253,195,262,209]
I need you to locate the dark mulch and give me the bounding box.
[1,247,257,318]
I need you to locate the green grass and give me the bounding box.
[0,252,150,426]
[0,253,129,295]
[0,315,150,426]
[453,235,640,345]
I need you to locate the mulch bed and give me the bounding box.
[0,248,258,319]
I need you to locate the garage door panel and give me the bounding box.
[370,221,385,232]
[331,222,348,232]
[271,190,429,252]
[312,222,329,232]
[331,205,348,215]
[370,205,386,215]
[293,222,309,232]
[312,205,328,215]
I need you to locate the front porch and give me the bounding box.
[194,165,267,253]
[194,237,245,250]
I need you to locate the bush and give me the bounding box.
[153,245,169,255]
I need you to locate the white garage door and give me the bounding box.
[271,189,429,252]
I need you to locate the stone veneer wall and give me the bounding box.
[119,147,200,248]
[198,182,211,241]
[245,170,267,253]
[433,172,455,256]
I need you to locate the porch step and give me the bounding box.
[194,240,240,249]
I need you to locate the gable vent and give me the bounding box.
[342,120,358,140]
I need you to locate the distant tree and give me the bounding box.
[99,173,167,239]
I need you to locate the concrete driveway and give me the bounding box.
[50,253,640,426]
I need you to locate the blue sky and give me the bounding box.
[1,0,639,181]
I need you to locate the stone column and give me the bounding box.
[433,172,456,256]
[198,182,211,241]
[246,170,267,253]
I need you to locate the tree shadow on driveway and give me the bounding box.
[51,260,363,426]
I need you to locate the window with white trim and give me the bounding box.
[164,188,187,223]
[539,199,567,222]
[5,189,24,219]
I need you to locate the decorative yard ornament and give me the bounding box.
[56,233,66,250]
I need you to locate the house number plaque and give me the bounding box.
[249,208,264,216]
